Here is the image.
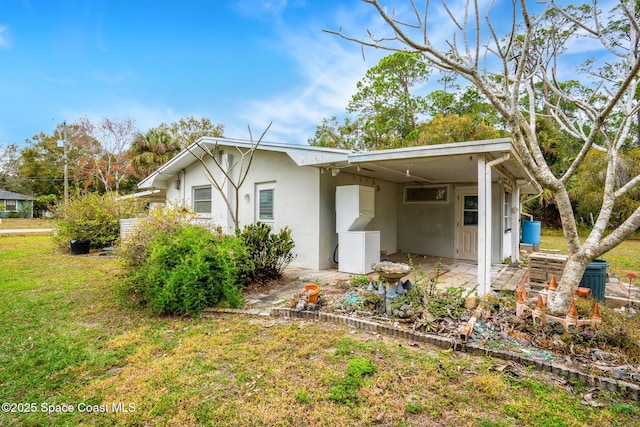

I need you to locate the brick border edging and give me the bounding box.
[270,307,640,401]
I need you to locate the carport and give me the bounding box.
[318,138,541,296]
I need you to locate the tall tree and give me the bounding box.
[74,117,137,193]
[308,116,368,150]
[327,0,640,313]
[413,114,499,146]
[18,133,64,197]
[130,128,181,179]
[347,51,431,149]
[0,143,26,193]
[165,116,224,147]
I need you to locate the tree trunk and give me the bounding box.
[547,255,589,314]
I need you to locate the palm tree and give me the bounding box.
[129,128,181,179]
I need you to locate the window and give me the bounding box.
[404,185,449,203]
[5,200,17,211]
[255,182,276,226]
[463,195,478,226]
[259,188,274,221]
[193,186,212,214]
[504,191,512,232]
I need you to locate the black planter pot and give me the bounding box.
[70,239,91,255]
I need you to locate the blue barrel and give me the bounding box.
[580,260,608,301]
[521,220,541,245]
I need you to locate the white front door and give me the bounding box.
[457,188,478,261]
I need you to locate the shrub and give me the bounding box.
[240,222,296,283]
[53,193,144,251]
[35,194,57,217]
[123,224,253,315]
[118,204,196,269]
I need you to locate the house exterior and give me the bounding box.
[0,190,35,218]
[137,137,541,296]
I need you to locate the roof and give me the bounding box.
[344,138,541,194]
[0,190,36,200]
[137,137,351,190]
[137,137,541,194]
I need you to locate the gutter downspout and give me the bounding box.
[521,186,543,221]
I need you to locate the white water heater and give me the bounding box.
[336,185,380,274]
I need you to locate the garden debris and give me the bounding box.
[581,389,606,407]
[492,361,526,379]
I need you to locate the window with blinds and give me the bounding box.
[259,188,274,220]
[193,186,212,214]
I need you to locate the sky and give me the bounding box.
[0,0,395,147]
[0,0,608,148]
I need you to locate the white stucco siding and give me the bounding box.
[239,150,321,269]
[396,186,456,258]
[317,173,398,270]
[367,180,397,256]
[318,173,339,269]
[491,182,503,264]
[174,149,323,270]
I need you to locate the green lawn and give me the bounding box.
[540,230,640,279]
[0,218,57,229]
[1,235,639,426]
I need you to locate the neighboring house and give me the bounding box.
[137,137,541,296]
[0,190,35,218]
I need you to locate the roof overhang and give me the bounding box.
[137,137,351,190]
[137,137,541,195]
[117,188,166,202]
[321,138,541,194]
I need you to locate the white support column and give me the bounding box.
[477,154,491,296]
[511,185,522,263]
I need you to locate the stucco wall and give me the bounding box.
[165,149,323,270]
[492,181,503,264]
[396,184,456,258]
[318,173,398,270]
[396,182,506,262]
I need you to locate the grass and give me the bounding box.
[0,217,57,229]
[1,234,640,426]
[540,229,640,279]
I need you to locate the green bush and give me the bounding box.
[118,204,197,269]
[240,222,296,283]
[54,193,144,251]
[124,224,253,315]
[35,194,57,216]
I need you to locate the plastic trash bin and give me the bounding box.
[70,239,91,255]
[579,260,609,301]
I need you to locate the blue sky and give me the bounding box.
[0,1,605,148]
[0,0,391,147]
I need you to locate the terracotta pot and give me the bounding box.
[305,284,320,304]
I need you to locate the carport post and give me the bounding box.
[477,154,491,296]
[478,153,511,296]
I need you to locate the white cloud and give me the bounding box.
[0,25,12,49]
[235,4,391,144]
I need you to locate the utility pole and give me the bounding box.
[63,121,69,205]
